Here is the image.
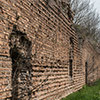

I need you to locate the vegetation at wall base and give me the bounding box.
[61,80,100,100]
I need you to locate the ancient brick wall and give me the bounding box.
[82,40,100,84]
[0,0,85,100]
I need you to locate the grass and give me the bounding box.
[62,80,100,100]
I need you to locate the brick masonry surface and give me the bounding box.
[0,0,85,100]
[82,40,100,84]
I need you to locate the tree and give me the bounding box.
[70,0,100,45]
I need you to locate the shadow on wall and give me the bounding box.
[9,25,33,100]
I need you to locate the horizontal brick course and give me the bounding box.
[0,0,85,100]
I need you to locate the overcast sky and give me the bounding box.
[91,0,100,14]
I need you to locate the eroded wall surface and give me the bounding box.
[0,0,85,100]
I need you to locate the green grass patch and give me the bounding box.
[62,80,100,100]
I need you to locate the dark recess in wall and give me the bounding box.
[9,25,33,100]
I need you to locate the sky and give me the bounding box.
[91,0,100,14]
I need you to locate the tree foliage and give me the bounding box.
[70,0,100,45]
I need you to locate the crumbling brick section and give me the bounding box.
[0,0,85,100]
[9,26,32,99]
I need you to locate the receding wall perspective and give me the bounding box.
[0,0,85,100]
[82,40,100,85]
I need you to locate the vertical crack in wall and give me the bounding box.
[9,26,32,100]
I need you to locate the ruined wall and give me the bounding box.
[82,40,100,84]
[0,0,85,100]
